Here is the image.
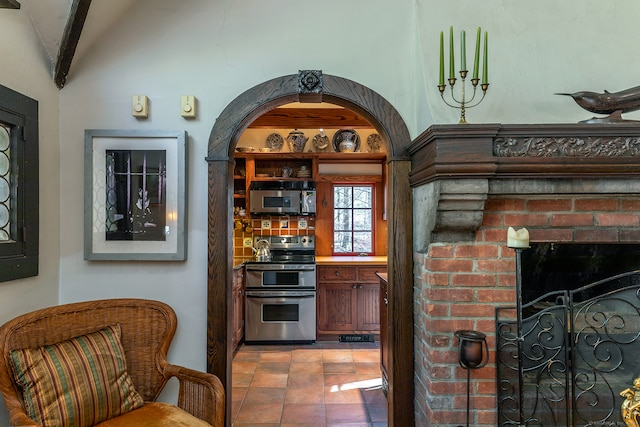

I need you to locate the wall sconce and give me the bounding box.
[455,330,489,427]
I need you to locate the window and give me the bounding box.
[332,184,374,255]
[0,84,38,281]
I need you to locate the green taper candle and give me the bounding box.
[482,31,488,84]
[439,31,444,85]
[460,30,466,71]
[473,27,481,79]
[449,26,455,79]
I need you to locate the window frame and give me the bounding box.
[331,182,376,256]
[0,84,39,281]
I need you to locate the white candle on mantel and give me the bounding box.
[507,227,530,248]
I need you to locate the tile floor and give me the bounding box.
[232,341,388,426]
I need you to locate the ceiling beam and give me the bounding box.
[0,0,20,9]
[54,0,91,89]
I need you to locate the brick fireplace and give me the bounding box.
[408,124,640,426]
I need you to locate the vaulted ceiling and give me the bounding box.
[6,1,375,129]
[7,0,136,88]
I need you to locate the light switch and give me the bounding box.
[132,95,148,118]
[181,95,196,118]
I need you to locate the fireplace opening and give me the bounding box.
[522,243,640,306]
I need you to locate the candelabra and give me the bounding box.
[438,27,490,123]
[439,72,489,124]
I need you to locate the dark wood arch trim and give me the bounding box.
[206,73,414,426]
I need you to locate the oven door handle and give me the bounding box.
[245,264,316,271]
[245,291,316,298]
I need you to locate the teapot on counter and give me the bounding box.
[252,239,272,262]
[285,129,309,153]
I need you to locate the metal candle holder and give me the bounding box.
[438,27,490,124]
[455,329,489,427]
[438,72,489,124]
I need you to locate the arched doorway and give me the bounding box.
[206,72,414,426]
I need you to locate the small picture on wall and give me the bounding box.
[84,129,187,261]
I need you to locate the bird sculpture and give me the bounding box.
[556,85,640,123]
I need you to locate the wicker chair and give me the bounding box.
[0,298,224,426]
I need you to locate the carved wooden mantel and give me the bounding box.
[409,123,640,243]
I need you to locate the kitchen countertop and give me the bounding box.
[315,256,387,265]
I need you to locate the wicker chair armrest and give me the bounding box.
[163,364,225,426]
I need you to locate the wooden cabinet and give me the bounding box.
[232,266,245,352]
[317,264,387,337]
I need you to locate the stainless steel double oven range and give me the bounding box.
[244,235,316,344]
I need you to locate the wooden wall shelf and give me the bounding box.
[247,108,373,129]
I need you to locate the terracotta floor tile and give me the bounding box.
[324,372,360,388]
[232,372,253,388]
[244,386,286,404]
[325,403,370,423]
[352,349,380,363]
[256,361,291,374]
[232,360,258,374]
[324,386,367,404]
[288,370,325,388]
[233,342,386,426]
[324,362,357,374]
[368,401,388,422]
[284,386,325,404]
[250,371,289,388]
[290,360,323,375]
[281,403,326,424]
[326,424,372,427]
[355,362,383,375]
[291,348,324,362]
[323,349,354,363]
[260,350,292,363]
[234,402,283,424]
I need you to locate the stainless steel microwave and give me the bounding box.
[249,181,316,215]
[250,189,316,215]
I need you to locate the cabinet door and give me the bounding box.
[357,283,380,331]
[317,282,357,331]
[232,268,244,351]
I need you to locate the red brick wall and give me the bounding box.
[414,195,640,426]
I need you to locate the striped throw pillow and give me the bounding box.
[9,324,144,427]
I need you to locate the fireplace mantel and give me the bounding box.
[409,123,640,243]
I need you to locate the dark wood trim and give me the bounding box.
[248,107,372,128]
[54,0,92,89]
[207,73,414,426]
[408,123,640,186]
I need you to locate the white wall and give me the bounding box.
[0,7,60,426]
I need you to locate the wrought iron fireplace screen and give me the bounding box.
[497,270,640,426]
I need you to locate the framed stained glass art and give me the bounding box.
[84,129,187,260]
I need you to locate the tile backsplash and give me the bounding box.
[233,216,315,258]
